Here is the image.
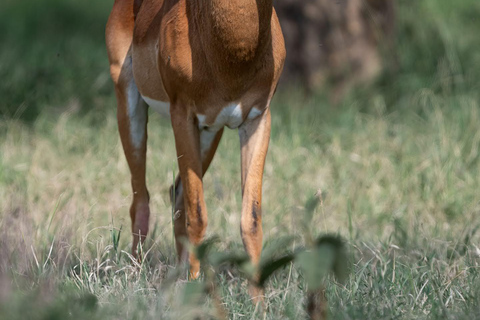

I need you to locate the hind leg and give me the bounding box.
[108,49,150,258]
[171,128,224,265]
[107,0,150,257]
[118,77,150,257]
[239,108,271,301]
[114,63,150,257]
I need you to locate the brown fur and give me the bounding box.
[105,0,285,296]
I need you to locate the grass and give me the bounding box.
[1,0,480,318]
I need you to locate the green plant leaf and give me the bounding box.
[182,281,206,306]
[260,235,296,267]
[296,246,335,291]
[258,254,295,287]
[208,251,250,269]
[195,235,220,262]
[315,235,349,283]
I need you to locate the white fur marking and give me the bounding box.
[222,103,244,129]
[247,107,263,120]
[127,81,147,150]
[197,114,207,128]
[141,96,171,118]
[200,130,218,159]
[197,103,246,131]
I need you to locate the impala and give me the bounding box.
[105,0,285,293]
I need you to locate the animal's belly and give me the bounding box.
[141,96,170,118]
[140,97,263,130]
[197,103,263,131]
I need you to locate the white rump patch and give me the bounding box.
[141,96,171,118]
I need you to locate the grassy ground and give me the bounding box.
[2,0,480,319]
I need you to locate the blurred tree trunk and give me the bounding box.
[275,0,396,101]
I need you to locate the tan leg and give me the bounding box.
[171,128,223,263]
[171,104,217,279]
[106,0,149,258]
[113,61,150,258]
[238,108,271,299]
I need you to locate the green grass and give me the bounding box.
[1,0,480,319]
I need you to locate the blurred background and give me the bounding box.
[1,0,479,119]
[1,0,480,319]
[278,0,397,99]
